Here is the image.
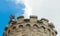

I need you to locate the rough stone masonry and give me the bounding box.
[3,15,57,36]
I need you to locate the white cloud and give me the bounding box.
[23,0,32,18]
[9,0,32,18]
[25,0,60,36]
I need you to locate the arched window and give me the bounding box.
[25,24,31,36]
[8,30,10,34]
[33,24,39,29]
[13,27,16,30]
[33,24,39,32]
[41,26,45,29]
[47,29,51,36]
[19,25,23,28]
[52,32,54,36]
[8,30,10,36]
[40,26,45,33]
[26,24,31,29]
[40,26,46,36]
[19,25,24,31]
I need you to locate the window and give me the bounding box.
[8,30,10,33]
[26,24,31,29]
[47,29,51,36]
[19,25,24,31]
[33,24,39,29]
[41,26,45,29]
[13,27,16,30]
[19,25,23,28]
[40,26,45,33]
[33,24,39,32]
[40,26,46,36]
[52,32,54,36]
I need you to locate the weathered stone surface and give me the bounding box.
[3,16,57,36]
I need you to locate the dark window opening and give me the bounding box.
[33,24,39,29]
[8,30,10,33]
[19,25,23,28]
[26,24,31,29]
[13,27,16,30]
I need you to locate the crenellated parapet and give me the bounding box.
[3,15,57,36]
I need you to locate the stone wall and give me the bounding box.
[3,15,57,36]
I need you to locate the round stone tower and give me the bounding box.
[3,15,57,36]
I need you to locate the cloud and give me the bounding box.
[8,0,32,18]
[25,0,60,36]
[22,0,32,18]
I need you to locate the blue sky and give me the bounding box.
[0,0,25,36]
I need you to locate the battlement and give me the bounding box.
[49,22,55,28]
[30,16,37,18]
[17,16,24,23]
[9,16,56,29]
[40,18,49,22]
[17,16,38,23]
[3,15,57,36]
[17,16,24,19]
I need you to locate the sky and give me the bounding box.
[0,0,25,36]
[0,0,60,36]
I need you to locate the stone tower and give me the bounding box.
[3,15,57,36]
